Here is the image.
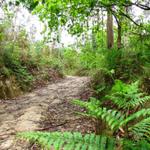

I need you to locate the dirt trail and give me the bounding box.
[0,76,91,150]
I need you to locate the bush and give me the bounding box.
[62,48,80,75]
[0,17,64,96]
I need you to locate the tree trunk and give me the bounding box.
[107,10,114,49]
[117,23,122,49]
[92,29,97,50]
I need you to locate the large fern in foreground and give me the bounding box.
[18,131,150,150]
[73,99,150,139]
[73,98,125,130]
[18,131,115,150]
[73,80,150,141]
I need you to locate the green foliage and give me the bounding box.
[15,0,38,10]
[18,131,150,150]
[73,98,124,131]
[114,49,149,81]
[17,80,150,149]
[77,44,149,82]
[73,81,150,141]
[128,117,150,140]
[18,131,115,150]
[99,48,149,81]
[3,1,150,148]
[106,80,150,109]
[80,51,105,70]
[73,100,150,140]
[0,15,64,95]
[0,21,34,90]
[122,139,150,150]
[62,48,80,75]
[79,42,149,81]
[18,0,149,37]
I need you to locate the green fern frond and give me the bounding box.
[129,117,150,141]
[106,80,150,109]
[111,80,139,94]
[73,97,101,108]
[17,131,116,150]
[106,94,150,109]
[122,139,150,150]
[127,95,150,108]
[73,99,124,130]
[119,108,150,127]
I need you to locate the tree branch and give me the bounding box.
[133,2,150,10]
[112,9,141,27]
[122,2,150,10]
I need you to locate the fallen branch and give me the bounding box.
[36,121,68,131]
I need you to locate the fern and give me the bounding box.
[73,99,150,136]
[17,131,150,150]
[119,108,150,127]
[128,117,150,140]
[111,80,139,94]
[122,139,150,150]
[106,80,150,109]
[17,131,116,150]
[73,99,124,130]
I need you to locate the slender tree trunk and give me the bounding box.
[92,29,97,50]
[113,8,123,49]
[101,8,104,47]
[91,17,97,50]
[117,23,122,49]
[107,10,114,49]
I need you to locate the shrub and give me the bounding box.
[0,16,64,95]
[73,80,150,141]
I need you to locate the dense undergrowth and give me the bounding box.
[60,37,150,100]
[0,19,63,99]
[0,2,150,149]
[1,17,150,150]
[18,28,150,149]
[1,13,149,98]
[18,36,150,149]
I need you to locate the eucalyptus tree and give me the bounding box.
[16,0,150,49]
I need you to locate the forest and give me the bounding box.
[0,0,150,150]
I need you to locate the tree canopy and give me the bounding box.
[16,0,150,33]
